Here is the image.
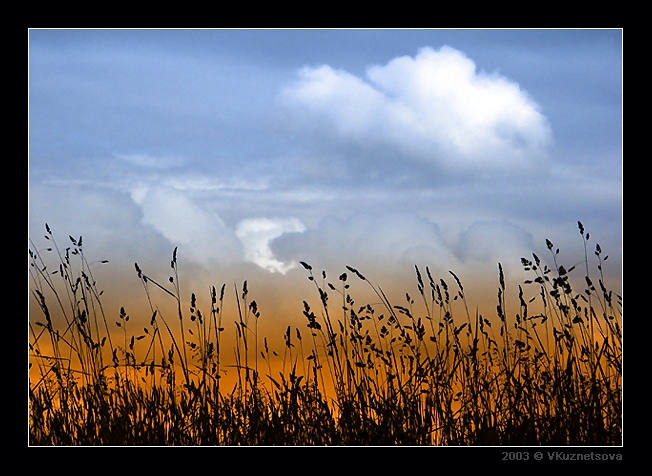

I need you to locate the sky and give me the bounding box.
[28,29,622,329]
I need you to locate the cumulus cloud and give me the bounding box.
[280,46,553,179]
[235,217,307,274]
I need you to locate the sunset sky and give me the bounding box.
[28,29,622,330]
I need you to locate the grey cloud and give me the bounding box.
[455,220,535,265]
[270,211,458,277]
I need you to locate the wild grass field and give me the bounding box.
[28,222,622,446]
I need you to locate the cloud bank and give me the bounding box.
[280,46,553,180]
[271,212,456,275]
[30,39,620,290]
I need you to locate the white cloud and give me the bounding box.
[131,183,242,266]
[235,217,307,274]
[280,46,553,178]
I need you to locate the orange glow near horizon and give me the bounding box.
[29,224,622,403]
[29,243,622,391]
[29,238,622,446]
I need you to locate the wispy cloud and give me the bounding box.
[118,154,186,169]
[129,177,309,273]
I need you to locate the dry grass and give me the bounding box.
[28,222,622,445]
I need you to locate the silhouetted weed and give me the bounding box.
[29,223,621,445]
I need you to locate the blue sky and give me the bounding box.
[28,29,622,306]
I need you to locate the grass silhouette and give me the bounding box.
[28,222,622,445]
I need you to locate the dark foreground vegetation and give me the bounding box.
[29,222,622,445]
